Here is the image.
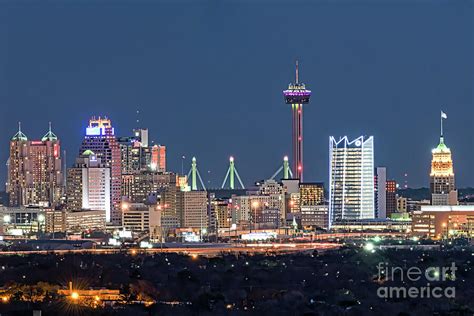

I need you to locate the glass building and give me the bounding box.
[329,136,375,226]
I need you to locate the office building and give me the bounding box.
[329,136,375,225]
[66,151,111,221]
[121,172,174,204]
[374,167,387,219]
[386,180,397,218]
[122,203,151,233]
[301,205,329,230]
[299,182,324,206]
[177,190,208,230]
[66,210,106,233]
[118,128,166,174]
[79,117,121,224]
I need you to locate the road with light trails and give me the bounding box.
[0,242,341,257]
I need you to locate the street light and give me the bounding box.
[121,202,130,211]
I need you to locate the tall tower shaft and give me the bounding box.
[283,61,311,181]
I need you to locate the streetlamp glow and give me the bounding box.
[364,242,375,252]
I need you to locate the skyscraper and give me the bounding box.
[329,136,375,225]
[66,151,111,220]
[177,190,208,230]
[283,61,311,181]
[374,167,387,219]
[430,112,456,205]
[386,180,397,218]
[79,117,121,224]
[118,129,166,174]
[7,123,63,207]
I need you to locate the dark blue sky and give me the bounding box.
[1,1,473,189]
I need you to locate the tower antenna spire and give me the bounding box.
[49,121,52,132]
[18,121,22,132]
[295,60,299,84]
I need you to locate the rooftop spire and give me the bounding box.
[41,121,58,141]
[295,60,299,84]
[11,122,28,141]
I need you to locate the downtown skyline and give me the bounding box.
[1,2,473,188]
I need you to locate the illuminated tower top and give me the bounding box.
[283,61,312,104]
[86,116,115,136]
[11,122,28,141]
[430,136,454,177]
[430,111,454,177]
[41,122,58,142]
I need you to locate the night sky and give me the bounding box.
[1,1,473,189]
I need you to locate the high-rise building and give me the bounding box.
[66,151,111,220]
[151,144,166,172]
[159,175,180,229]
[299,182,324,206]
[374,167,387,219]
[118,128,166,174]
[283,61,311,181]
[212,199,231,229]
[430,117,456,205]
[177,190,208,229]
[299,182,327,229]
[122,172,174,204]
[329,136,375,225]
[79,117,121,224]
[386,180,397,218]
[301,205,329,230]
[7,123,63,207]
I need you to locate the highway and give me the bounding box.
[0,242,341,257]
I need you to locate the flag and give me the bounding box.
[441,111,447,119]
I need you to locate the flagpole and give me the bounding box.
[440,111,443,137]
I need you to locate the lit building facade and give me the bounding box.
[299,182,327,229]
[430,135,456,205]
[301,205,329,230]
[118,128,166,174]
[299,182,324,206]
[79,117,121,224]
[7,124,63,207]
[386,180,397,218]
[121,172,174,204]
[121,203,151,233]
[412,205,474,239]
[329,136,375,226]
[66,151,111,221]
[177,190,208,229]
[66,209,106,233]
[213,199,231,229]
[374,167,387,219]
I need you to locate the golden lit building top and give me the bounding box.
[430,136,454,177]
[89,116,111,128]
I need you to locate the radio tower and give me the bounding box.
[283,61,311,181]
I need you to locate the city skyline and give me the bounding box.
[1,2,473,188]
